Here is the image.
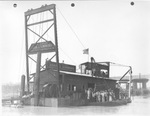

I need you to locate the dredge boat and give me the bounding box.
[3,4,132,107]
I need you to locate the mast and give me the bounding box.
[53,5,60,97]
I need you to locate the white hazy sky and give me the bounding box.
[0,0,150,84]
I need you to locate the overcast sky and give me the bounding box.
[0,1,150,84]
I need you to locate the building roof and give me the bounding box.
[59,70,116,81]
[30,69,120,82]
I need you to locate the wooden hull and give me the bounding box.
[87,99,131,106]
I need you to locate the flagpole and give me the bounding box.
[83,48,89,62]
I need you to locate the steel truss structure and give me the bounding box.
[24,4,60,106]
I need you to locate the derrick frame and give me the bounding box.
[24,4,60,102]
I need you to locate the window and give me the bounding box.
[72,85,76,91]
[74,86,76,91]
[68,84,71,91]
[81,65,86,74]
[67,84,77,91]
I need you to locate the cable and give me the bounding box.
[56,6,94,62]
[57,7,86,49]
[45,26,77,65]
[59,47,77,65]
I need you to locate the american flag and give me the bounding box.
[83,48,89,54]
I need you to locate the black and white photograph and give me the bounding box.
[0,0,150,116]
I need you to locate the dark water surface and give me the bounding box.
[2,96,150,116]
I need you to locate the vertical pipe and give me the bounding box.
[128,67,132,99]
[108,62,110,78]
[139,73,141,89]
[143,82,146,89]
[34,52,41,106]
[20,75,25,97]
[24,14,30,93]
[126,83,129,90]
[53,5,60,97]
[129,75,131,98]
[133,82,137,89]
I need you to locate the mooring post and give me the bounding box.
[34,52,41,106]
[20,75,25,97]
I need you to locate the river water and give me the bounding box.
[2,96,150,116]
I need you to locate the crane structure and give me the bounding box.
[24,4,60,106]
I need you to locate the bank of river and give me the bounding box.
[2,96,150,116]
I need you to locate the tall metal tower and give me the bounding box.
[24,4,60,106]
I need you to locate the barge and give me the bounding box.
[3,4,133,107]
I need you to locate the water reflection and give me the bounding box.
[2,96,150,116]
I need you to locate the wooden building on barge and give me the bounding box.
[27,61,117,107]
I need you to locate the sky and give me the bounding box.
[0,0,150,85]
